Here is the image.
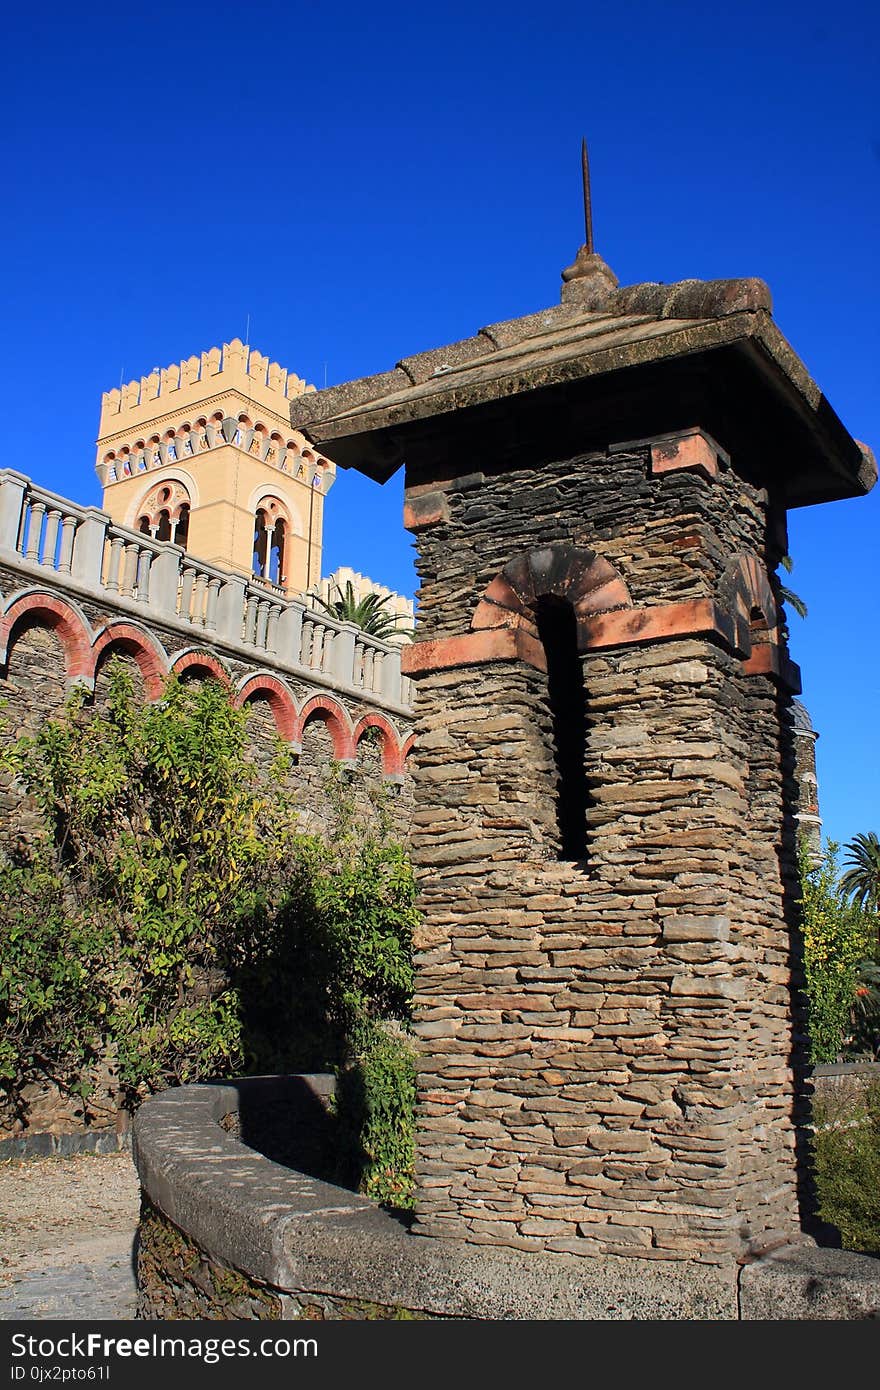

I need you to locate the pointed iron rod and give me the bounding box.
[581,136,594,254]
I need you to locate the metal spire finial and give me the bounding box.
[561,137,617,306]
[581,136,594,254]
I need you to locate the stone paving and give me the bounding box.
[0,1151,140,1321]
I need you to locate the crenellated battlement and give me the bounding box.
[98,340,316,450]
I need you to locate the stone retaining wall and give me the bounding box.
[132,1078,880,1321]
[812,1061,880,1115]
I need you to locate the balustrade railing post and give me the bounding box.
[24,501,47,562]
[136,548,153,601]
[43,510,62,569]
[0,470,29,553]
[265,604,280,654]
[105,535,124,591]
[215,575,247,644]
[380,645,403,703]
[121,543,140,597]
[71,509,111,590]
[192,573,209,625]
[332,621,358,685]
[254,598,270,648]
[179,567,195,623]
[205,577,221,632]
[243,593,258,645]
[58,515,77,573]
[149,545,183,618]
[276,598,305,665]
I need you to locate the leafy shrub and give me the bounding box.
[231,767,417,1074]
[812,1080,880,1254]
[334,1020,416,1209]
[251,772,418,1204]
[0,854,114,1102]
[797,838,876,1063]
[1,666,419,1203]
[0,665,296,1114]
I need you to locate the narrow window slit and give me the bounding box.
[535,595,588,862]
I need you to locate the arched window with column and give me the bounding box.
[253,508,269,578]
[133,480,192,551]
[252,496,290,587]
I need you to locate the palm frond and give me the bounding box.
[778,555,808,620]
[312,582,412,640]
[840,832,880,912]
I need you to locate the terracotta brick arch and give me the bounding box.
[296,694,355,762]
[0,589,93,686]
[353,712,405,776]
[472,543,632,649]
[234,672,298,742]
[402,733,416,763]
[719,553,779,658]
[169,649,233,686]
[92,621,170,700]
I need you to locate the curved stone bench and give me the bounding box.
[133,1078,880,1320]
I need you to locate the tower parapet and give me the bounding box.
[97,339,315,456]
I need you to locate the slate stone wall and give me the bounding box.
[407,437,806,1265]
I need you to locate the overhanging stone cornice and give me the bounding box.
[289,296,874,507]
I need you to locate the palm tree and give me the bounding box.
[312,580,412,641]
[840,832,880,913]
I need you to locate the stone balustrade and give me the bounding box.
[0,469,412,712]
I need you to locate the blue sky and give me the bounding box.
[1,0,877,851]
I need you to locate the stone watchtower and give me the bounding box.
[291,237,875,1270]
[96,341,336,597]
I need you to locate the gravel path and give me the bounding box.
[0,1151,140,1320]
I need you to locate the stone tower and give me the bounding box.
[792,699,822,855]
[96,340,336,597]
[291,243,875,1269]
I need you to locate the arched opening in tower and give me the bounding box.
[535,594,588,861]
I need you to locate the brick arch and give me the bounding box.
[472,543,632,648]
[353,712,405,776]
[719,554,779,657]
[235,672,298,742]
[169,649,232,686]
[0,590,93,686]
[92,622,170,700]
[296,694,355,762]
[402,733,416,763]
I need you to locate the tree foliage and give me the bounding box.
[798,837,878,1063]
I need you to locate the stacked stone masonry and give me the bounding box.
[406,436,807,1265]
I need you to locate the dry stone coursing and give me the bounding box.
[407,438,806,1265]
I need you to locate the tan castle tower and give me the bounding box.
[95,340,336,596]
